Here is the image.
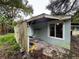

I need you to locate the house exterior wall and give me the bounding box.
[28,20,71,49]
[28,25,34,36]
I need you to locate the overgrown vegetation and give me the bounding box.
[0,33,20,53]
[0,0,33,35]
[0,33,22,59]
[72,10,79,23]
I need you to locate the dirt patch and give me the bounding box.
[29,39,70,59]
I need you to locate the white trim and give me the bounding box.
[48,22,64,40]
[55,24,56,37]
[48,36,63,40]
[27,13,71,22]
[63,22,65,41]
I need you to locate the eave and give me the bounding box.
[27,13,71,23]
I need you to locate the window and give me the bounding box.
[49,23,63,38]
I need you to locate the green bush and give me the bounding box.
[0,33,20,51]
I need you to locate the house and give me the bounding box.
[71,23,79,36]
[27,13,71,49]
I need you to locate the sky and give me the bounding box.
[28,0,50,16]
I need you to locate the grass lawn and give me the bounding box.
[0,33,20,51]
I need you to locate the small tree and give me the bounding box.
[0,0,33,34]
[0,0,33,58]
[72,10,79,23]
[0,14,13,34]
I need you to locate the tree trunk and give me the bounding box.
[14,21,29,59]
[0,23,5,35]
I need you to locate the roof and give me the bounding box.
[27,13,71,22]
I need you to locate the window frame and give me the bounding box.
[48,23,64,40]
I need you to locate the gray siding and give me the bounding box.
[28,25,33,36]
[28,20,71,49]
